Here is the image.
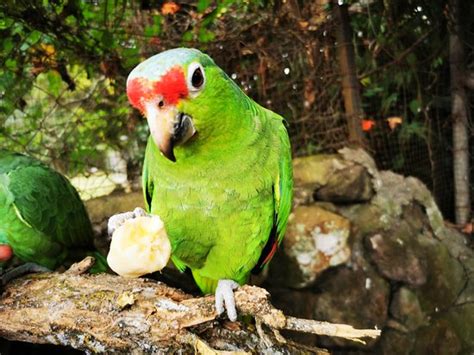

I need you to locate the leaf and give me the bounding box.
[145,15,162,37]
[0,17,14,30]
[197,0,212,13]
[27,30,42,45]
[46,70,63,96]
[65,15,77,26]
[381,93,398,113]
[198,28,215,43]
[360,77,371,87]
[182,31,194,42]
[409,99,421,115]
[5,59,17,71]
[101,31,114,48]
[398,121,427,143]
[20,42,30,51]
[2,38,14,54]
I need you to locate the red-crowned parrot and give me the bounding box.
[109,48,293,320]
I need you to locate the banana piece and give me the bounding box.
[107,215,171,278]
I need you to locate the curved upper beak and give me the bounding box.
[143,102,196,162]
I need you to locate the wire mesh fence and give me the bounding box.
[0,0,471,221]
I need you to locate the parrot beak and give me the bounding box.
[144,102,196,162]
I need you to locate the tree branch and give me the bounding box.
[358,29,434,80]
[0,259,380,353]
[464,70,474,90]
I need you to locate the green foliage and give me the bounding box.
[0,0,460,179]
[0,0,264,175]
[353,0,448,122]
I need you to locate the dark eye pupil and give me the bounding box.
[191,67,204,88]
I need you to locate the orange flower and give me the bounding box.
[361,119,375,132]
[161,2,180,15]
[386,116,403,130]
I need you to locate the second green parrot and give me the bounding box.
[0,151,107,282]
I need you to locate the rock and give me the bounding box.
[312,265,390,348]
[292,185,314,206]
[315,164,373,203]
[292,153,375,204]
[338,203,387,235]
[375,328,415,355]
[414,235,466,314]
[338,147,382,190]
[413,317,462,355]
[365,225,428,287]
[85,190,144,224]
[293,154,339,188]
[267,205,351,288]
[436,303,474,352]
[389,287,427,331]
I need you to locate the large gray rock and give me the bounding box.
[267,205,351,288]
[292,152,374,205]
[365,228,428,287]
[311,265,390,348]
[389,287,427,331]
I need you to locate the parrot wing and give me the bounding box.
[6,155,93,249]
[253,120,293,272]
[142,143,154,213]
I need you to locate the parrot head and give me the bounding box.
[127,48,237,162]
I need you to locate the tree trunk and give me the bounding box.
[332,1,366,147]
[449,0,471,224]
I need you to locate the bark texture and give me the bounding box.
[0,259,379,353]
[449,0,471,224]
[332,1,365,147]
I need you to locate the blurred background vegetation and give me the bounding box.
[0,0,473,221]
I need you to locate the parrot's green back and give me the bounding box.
[0,151,106,271]
[141,54,293,294]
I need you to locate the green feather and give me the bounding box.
[0,150,107,272]
[140,49,293,294]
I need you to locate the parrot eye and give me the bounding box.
[192,68,204,88]
[187,62,206,93]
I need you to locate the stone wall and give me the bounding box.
[267,148,474,353]
[86,149,474,353]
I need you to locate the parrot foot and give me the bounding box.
[107,207,149,237]
[215,279,240,321]
[0,263,50,287]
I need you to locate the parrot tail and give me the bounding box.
[86,251,109,274]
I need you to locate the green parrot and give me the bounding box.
[112,48,293,320]
[0,150,107,283]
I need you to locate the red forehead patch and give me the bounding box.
[127,66,188,111]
